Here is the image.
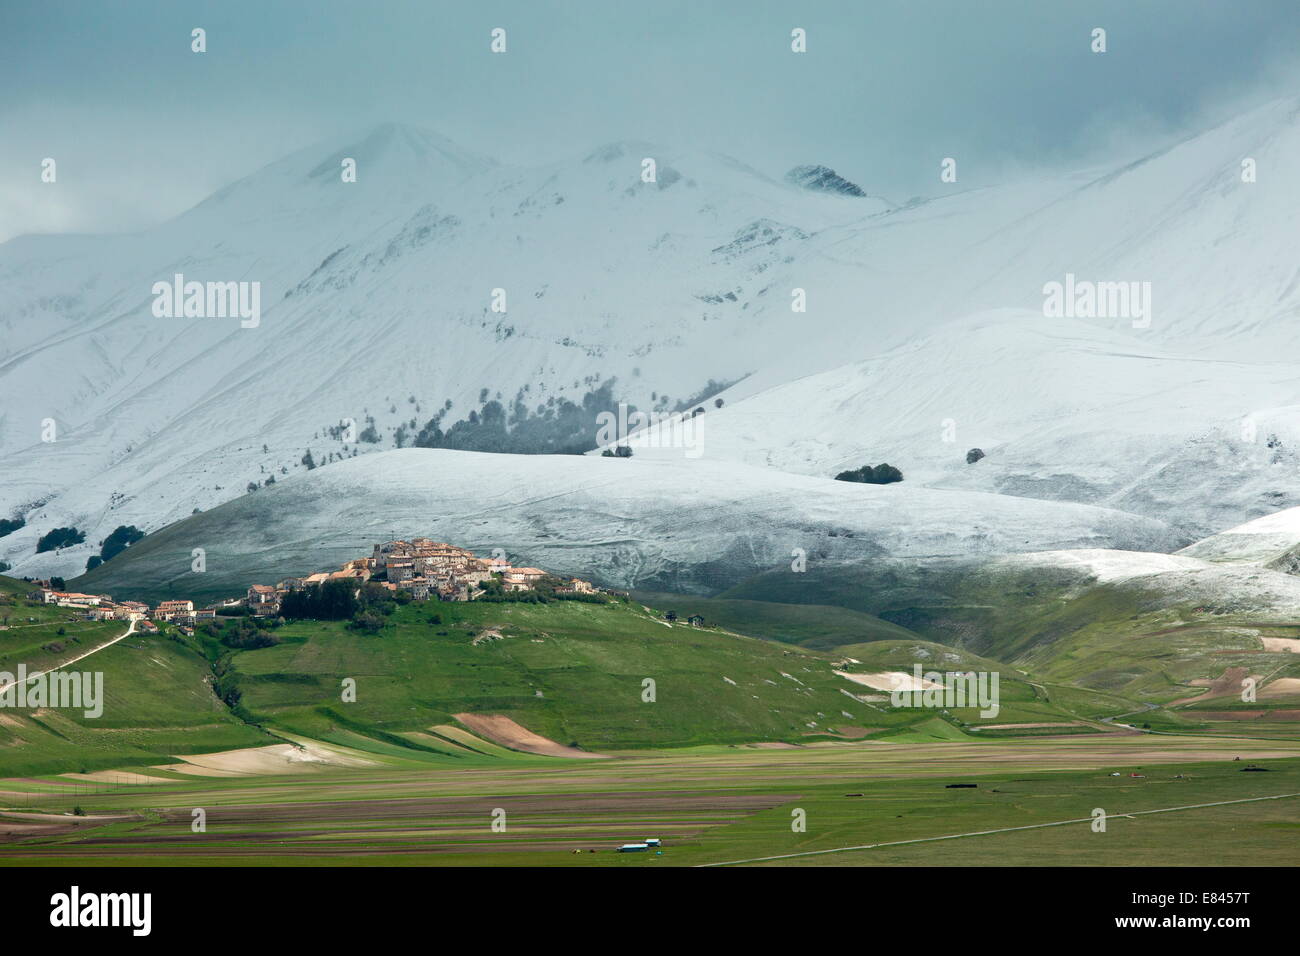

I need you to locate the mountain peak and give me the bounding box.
[306,122,497,183]
[583,140,659,165]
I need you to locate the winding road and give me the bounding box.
[0,618,136,696]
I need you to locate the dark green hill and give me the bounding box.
[631,590,922,650]
[223,597,930,751]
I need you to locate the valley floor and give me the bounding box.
[3,733,1299,866]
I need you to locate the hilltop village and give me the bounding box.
[26,538,605,632]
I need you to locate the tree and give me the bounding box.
[280,579,359,620]
[0,517,24,538]
[100,525,144,562]
[412,380,645,457]
[85,556,102,571]
[36,527,85,553]
[614,445,633,458]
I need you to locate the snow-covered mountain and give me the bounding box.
[72,448,1179,601]
[5,94,1300,579]
[1178,505,1300,570]
[612,308,1300,538]
[990,540,1300,622]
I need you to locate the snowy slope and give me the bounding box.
[993,546,1300,619]
[69,448,1178,599]
[1177,506,1300,569]
[5,94,1300,576]
[610,308,1300,538]
[997,549,1213,584]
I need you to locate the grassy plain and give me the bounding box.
[5,572,1300,866]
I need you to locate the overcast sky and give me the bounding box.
[2,0,1299,242]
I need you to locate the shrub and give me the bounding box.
[555,591,608,604]
[348,609,386,633]
[966,448,986,465]
[220,618,279,649]
[834,463,903,485]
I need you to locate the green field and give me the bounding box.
[2,735,1299,866]
[0,577,271,777]
[226,598,935,749]
[631,590,923,649]
[716,560,1300,722]
[5,567,1300,867]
